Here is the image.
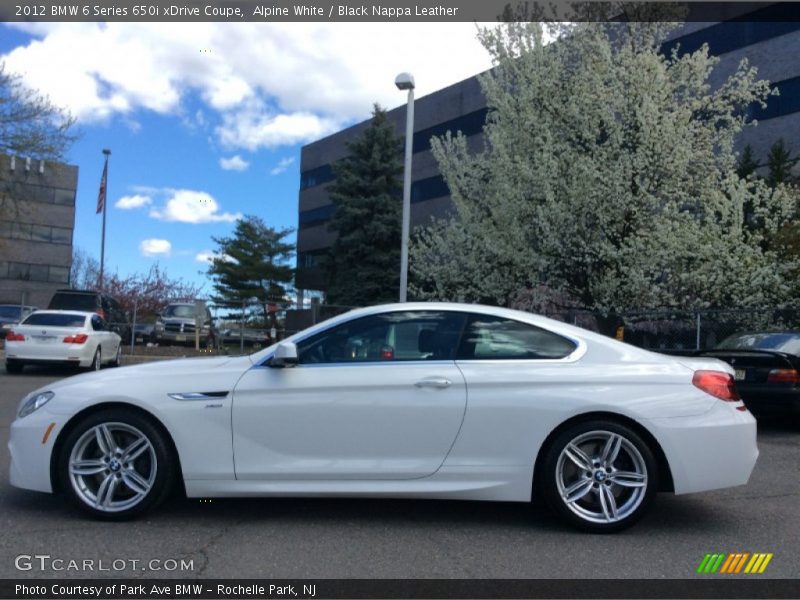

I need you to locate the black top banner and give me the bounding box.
[3,1,800,23]
[3,579,800,599]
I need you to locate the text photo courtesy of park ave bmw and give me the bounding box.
[1,1,800,599]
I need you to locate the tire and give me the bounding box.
[87,349,101,372]
[110,343,122,367]
[540,420,658,533]
[57,408,176,520]
[5,360,23,374]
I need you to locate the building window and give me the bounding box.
[31,225,51,242]
[51,227,71,244]
[49,266,69,283]
[53,188,76,206]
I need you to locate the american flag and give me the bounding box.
[96,159,108,214]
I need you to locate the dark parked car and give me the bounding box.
[132,321,155,344]
[0,304,38,339]
[697,332,800,417]
[47,289,132,343]
[153,302,217,347]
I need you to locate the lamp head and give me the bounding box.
[394,72,415,91]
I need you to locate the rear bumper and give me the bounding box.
[5,342,95,367]
[647,401,758,495]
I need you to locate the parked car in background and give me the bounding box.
[0,304,38,339]
[153,302,217,348]
[132,321,155,345]
[48,290,131,343]
[9,302,757,531]
[220,327,273,348]
[5,310,122,373]
[695,332,800,417]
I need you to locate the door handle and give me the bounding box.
[414,378,452,388]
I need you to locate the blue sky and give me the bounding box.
[1,22,493,293]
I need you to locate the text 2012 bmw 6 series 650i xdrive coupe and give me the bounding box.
[9,303,758,532]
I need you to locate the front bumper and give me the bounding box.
[9,409,61,493]
[647,400,758,495]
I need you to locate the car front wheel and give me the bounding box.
[57,409,176,520]
[540,420,657,533]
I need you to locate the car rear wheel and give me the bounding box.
[5,360,23,374]
[57,409,175,520]
[540,420,658,533]
[110,344,122,367]
[88,349,101,372]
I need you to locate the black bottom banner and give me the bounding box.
[2,579,799,599]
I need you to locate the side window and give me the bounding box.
[297,311,467,364]
[91,316,106,331]
[457,314,576,360]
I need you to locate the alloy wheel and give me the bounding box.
[555,430,648,525]
[68,422,157,513]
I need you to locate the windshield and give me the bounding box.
[0,306,22,319]
[23,313,87,328]
[49,293,97,312]
[163,305,196,318]
[717,333,800,355]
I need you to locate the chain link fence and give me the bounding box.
[539,308,800,352]
[58,292,800,358]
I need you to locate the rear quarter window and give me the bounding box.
[458,315,577,360]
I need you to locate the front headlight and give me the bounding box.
[18,391,54,418]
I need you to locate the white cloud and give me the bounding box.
[149,189,242,224]
[270,156,296,176]
[115,194,152,209]
[219,155,250,171]
[217,106,341,150]
[2,23,495,149]
[195,250,235,264]
[139,238,172,257]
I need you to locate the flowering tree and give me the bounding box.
[102,264,203,317]
[410,22,798,329]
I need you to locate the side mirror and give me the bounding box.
[269,341,299,368]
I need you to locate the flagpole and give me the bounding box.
[99,149,111,290]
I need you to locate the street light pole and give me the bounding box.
[395,73,415,303]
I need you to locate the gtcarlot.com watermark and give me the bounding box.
[15,554,194,572]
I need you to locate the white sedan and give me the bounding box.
[8,303,757,531]
[5,310,122,374]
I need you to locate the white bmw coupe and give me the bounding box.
[9,303,758,532]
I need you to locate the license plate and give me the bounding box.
[32,335,57,343]
[734,368,746,381]
[175,335,186,342]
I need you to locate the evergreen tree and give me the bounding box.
[766,138,799,187]
[736,145,760,179]
[207,216,294,320]
[326,105,403,306]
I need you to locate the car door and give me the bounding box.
[90,315,111,359]
[232,310,468,480]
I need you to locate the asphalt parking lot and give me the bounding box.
[1,365,798,580]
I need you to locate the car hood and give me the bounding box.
[39,355,254,399]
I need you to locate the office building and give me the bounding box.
[0,153,77,308]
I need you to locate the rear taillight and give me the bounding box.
[6,331,25,342]
[767,368,800,384]
[692,370,741,402]
[63,334,89,344]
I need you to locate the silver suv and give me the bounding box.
[153,302,217,347]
